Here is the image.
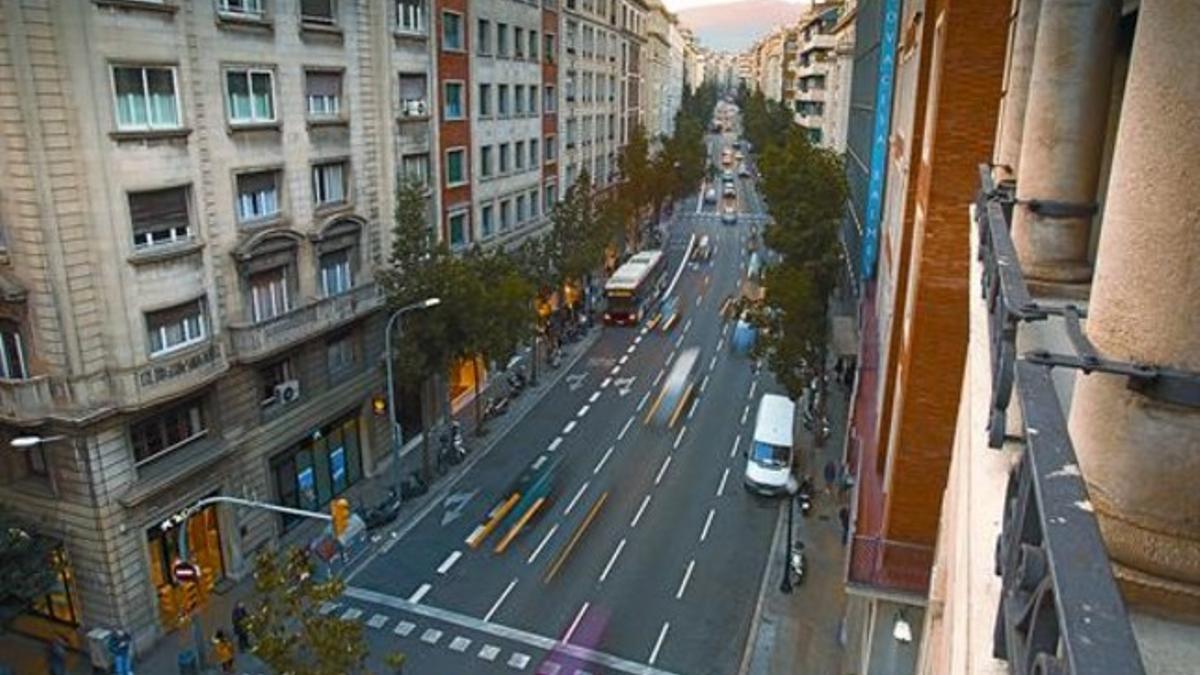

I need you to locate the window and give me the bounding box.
[402,153,429,188]
[249,267,290,323]
[529,188,540,218]
[397,0,425,34]
[544,33,555,63]
[480,204,495,238]
[327,333,357,376]
[260,359,295,406]
[447,210,469,247]
[236,171,280,223]
[0,321,26,380]
[443,81,464,119]
[545,134,557,161]
[320,248,353,296]
[312,161,347,207]
[129,186,192,250]
[478,83,491,117]
[515,141,525,170]
[130,397,207,466]
[305,71,341,118]
[219,0,264,19]
[442,11,464,51]
[499,199,512,232]
[498,84,509,116]
[477,18,491,55]
[529,139,539,167]
[514,27,524,58]
[528,86,537,115]
[399,73,428,117]
[497,23,509,57]
[445,148,466,186]
[498,143,510,173]
[225,68,275,125]
[480,145,493,178]
[545,182,557,211]
[544,85,556,112]
[112,66,180,131]
[529,30,539,60]
[146,299,206,356]
[301,0,335,24]
[516,194,527,224]
[514,85,525,115]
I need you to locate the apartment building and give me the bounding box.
[0,0,441,652]
[789,3,841,146]
[642,0,684,142]
[560,0,624,191]
[616,0,647,146]
[822,0,856,153]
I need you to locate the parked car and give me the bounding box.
[722,207,737,225]
[723,183,737,198]
[704,187,718,203]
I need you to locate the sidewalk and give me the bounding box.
[740,374,854,675]
[0,328,602,675]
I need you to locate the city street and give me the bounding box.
[320,136,789,675]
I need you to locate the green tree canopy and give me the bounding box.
[0,506,59,620]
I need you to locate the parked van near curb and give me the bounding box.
[744,394,796,495]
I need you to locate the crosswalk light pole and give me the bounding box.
[385,297,442,488]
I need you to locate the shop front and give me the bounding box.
[11,544,82,648]
[270,412,363,531]
[146,500,225,630]
[449,355,487,412]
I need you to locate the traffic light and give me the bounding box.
[331,498,351,539]
[371,395,387,416]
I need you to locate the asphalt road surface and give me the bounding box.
[330,134,785,675]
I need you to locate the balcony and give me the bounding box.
[0,376,60,423]
[227,282,383,362]
[967,166,1148,674]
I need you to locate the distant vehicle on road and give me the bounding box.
[693,234,713,262]
[704,187,717,203]
[722,206,738,225]
[723,182,737,198]
[659,294,682,332]
[734,150,745,161]
[647,347,701,428]
[744,394,797,495]
[604,250,666,325]
[739,164,751,178]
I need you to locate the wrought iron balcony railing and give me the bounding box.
[974,164,1148,675]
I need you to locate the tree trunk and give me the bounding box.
[471,357,483,436]
[419,376,432,482]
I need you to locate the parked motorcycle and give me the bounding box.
[548,347,564,370]
[483,395,510,421]
[797,477,814,518]
[439,422,467,462]
[399,471,428,500]
[506,368,527,394]
[362,487,403,530]
[790,542,807,585]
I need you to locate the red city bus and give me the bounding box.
[603,250,666,325]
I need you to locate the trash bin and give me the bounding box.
[86,628,113,672]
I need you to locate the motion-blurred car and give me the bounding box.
[692,235,713,262]
[646,347,700,427]
[659,294,682,332]
[722,207,738,225]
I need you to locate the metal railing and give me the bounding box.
[975,164,1147,675]
[227,283,383,363]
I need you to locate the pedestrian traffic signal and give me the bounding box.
[331,498,351,538]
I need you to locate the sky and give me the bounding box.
[663,0,807,11]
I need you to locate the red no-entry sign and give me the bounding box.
[172,560,200,583]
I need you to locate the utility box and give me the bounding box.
[86,628,113,671]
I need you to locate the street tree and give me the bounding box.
[242,547,369,675]
[616,125,654,250]
[0,506,59,623]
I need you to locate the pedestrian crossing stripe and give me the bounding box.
[508,652,532,669]
[449,636,472,652]
[340,608,362,621]
[367,613,389,629]
[318,602,339,615]
[479,644,502,661]
[420,628,443,645]
[393,620,415,636]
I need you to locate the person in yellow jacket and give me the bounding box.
[212,630,235,674]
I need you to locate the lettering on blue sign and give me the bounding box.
[862,0,902,280]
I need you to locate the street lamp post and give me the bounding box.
[780,491,794,594]
[384,297,441,488]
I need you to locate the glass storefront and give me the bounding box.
[147,502,225,629]
[449,355,486,408]
[271,413,363,530]
[27,546,78,626]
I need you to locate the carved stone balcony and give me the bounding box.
[227,282,383,363]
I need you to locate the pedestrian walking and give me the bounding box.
[108,629,132,675]
[823,460,837,496]
[46,635,67,675]
[232,601,250,652]
[838,507,851,546]
[212,630,236,674]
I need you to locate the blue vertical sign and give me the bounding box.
[862,0,902,280]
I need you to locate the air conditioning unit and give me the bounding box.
[274,380,301,404]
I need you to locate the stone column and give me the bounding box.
[1009,0,1119,284]
[1067,0,1200,619]
[992,0,1041,183]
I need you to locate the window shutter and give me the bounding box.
[306,71,340,98]
[399,75,427,100]
[238,171,276,194]
[129,187,189,234]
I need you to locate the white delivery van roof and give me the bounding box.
[754,394,795,447]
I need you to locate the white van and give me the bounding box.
[744,394,796,495]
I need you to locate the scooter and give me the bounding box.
[548,348,563,370]
[362,487,403,530]
[797,477,814,517]
[506,369,527,394]
[790,542,807,585]
[483,395,510,421]
[439,422,467,463]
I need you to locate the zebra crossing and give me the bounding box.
[317,600,602,675]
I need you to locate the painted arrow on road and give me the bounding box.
[441,489,479,526]
[615,376,638,397]
[566,373,588,392]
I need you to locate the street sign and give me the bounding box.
[172,560,200,583]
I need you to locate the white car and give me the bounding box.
[704,187,718,203]
[721,208,737,225]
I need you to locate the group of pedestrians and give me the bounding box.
[211,601,251,673]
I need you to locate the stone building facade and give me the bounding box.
[0,0,437,651]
